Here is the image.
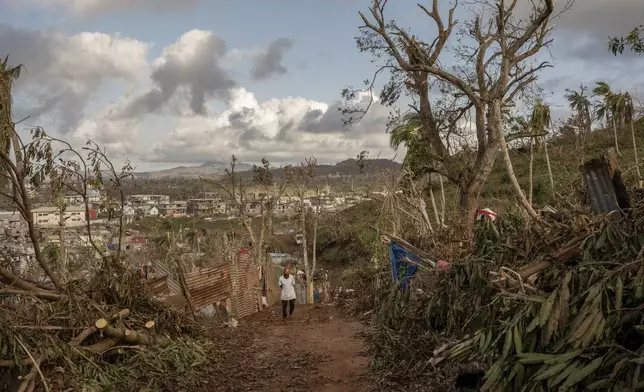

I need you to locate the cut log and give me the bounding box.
[95,319,108,330]
[145,321,157,338]
[85,338,118,354]
[98,324,168,345]
[112,309,130,320]
[70,326,98,347]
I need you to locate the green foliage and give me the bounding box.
[529,100,551,132]
[316,201,382,266]
[609,25,644,55]
[0,266,205,391]
[42,243,60,265]
[389,113,439,180]
[66,340,215,391]
[336,263,385,314]
[371,204,644,390]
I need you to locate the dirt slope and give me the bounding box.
[206,305,373,392]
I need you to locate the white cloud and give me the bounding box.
[0,24,390,164]
[146,87,392,164]
[0,24,149,132]
[22,0,199,15]
[117,29,233,118]
[69,102,141,155]
[6,25,386,166]
[249,38,295,81]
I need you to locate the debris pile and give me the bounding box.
[0,263,216,392]
[371,202,644,391]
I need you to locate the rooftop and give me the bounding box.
[33,205,85,213]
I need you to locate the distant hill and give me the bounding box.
[134,158,401,179]
[134,160,253,179]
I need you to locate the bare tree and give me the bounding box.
[43,136,133,267]
[530,100,555,196]
[0,56,24,180]
[285,158,316,304]
[206,156,259,258]
[252,158,288,260]
[345,0,557,234]
[499,128,539,218]
[312,185,320,286]
[207,156,288,267]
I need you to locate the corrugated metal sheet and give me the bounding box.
[184,264,232,310]
[155,261,182,295]
[230,250,261,319]
[583,149,631,214]
[584,157,619,213]
[146,275,169,297]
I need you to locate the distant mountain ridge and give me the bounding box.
[134,160,253,179]
[134,158,401,179]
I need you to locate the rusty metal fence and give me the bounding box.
[184,264,232,310]
[154,249,263,319]
[230,250,261,319]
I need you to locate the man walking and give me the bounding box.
[279,267,296,320]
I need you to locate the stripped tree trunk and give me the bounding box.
[310,187,320,304]
[631,120,642,182]
[528,137,534,205]
[613,118,621,156]
[543,137,555,196]
[438,174,446,225]
[428,181,440,226]
[500,136,539,219]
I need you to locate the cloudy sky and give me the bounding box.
[0,0,643,171]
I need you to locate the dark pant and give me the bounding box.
[281,299,295,319]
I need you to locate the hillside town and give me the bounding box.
[0,183,369,276]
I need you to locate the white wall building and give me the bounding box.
[32,206,87,228]
[128,195,170,206]
[62,189,103,205]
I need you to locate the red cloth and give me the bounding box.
[437,260,451,270]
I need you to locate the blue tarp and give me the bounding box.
[389,241,421,290]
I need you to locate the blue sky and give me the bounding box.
[1,0,643,172]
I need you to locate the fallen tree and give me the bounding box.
[368,195,644,391]
[0,129,214,391]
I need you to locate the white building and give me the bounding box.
[87,189,102,203]
[128,195,170,207]
[62,195,83,205]
[144,206,159,217]
[32,206,87,228]
[122,205,136,224]
[62,189,103,206]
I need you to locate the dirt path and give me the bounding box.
[207,304,373,392]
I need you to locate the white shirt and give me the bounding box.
[279,275,296,300]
